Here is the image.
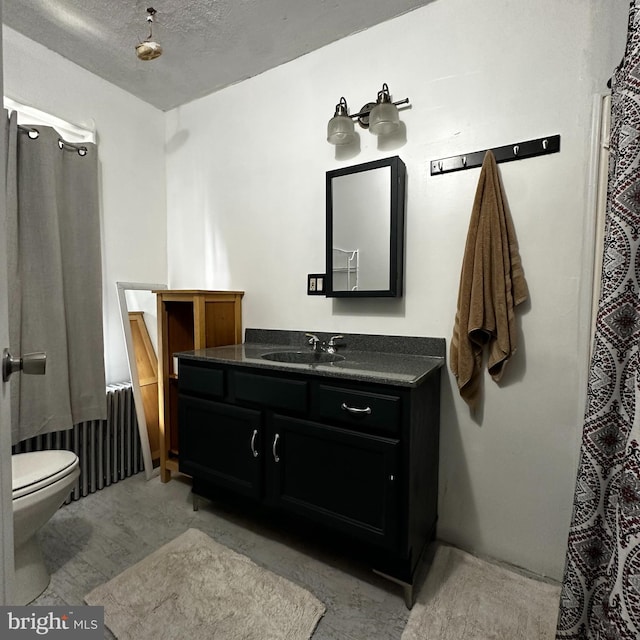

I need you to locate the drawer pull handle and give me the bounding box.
[341,402,372,415]
[250,429,259,458]
[272,433,280,462]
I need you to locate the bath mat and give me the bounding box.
[402,545,560,640]
[85,528,325,640]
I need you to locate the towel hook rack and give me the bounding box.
[430,134,560,175]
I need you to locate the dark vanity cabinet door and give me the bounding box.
[179,396,262,499]
[266,415,401,550]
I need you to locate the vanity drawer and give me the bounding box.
[178,363,224,398]
[316,385,401,433]
[234,371,308,413]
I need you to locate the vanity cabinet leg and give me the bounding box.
[192,492,199,512]
[403,583,414,609]
[373,569,415,609]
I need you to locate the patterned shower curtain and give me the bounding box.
[556,3,640,638]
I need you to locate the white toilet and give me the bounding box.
[12,450,80,604]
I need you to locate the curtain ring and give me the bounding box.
[18,125,40,139]
[58,138,88,156]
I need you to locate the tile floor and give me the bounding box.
[33,471,412,639]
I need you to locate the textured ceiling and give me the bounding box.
[3,0,434,111]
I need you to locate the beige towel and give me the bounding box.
[450,150,528,407]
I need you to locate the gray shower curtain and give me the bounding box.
[6,112,106,444]
[556,2,640,638]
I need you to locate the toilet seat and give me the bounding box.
[12,451,79,500]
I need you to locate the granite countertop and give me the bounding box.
[177,329,446,388]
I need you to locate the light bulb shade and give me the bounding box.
[327,115,355,145]
[368,102,400,136]
[136,40,163,60]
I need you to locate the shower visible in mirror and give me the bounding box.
[326,156,406,297]
[116,281,166,479]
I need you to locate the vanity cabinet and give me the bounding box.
[177,356,441,605]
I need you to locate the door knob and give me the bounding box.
[2,349,46,382]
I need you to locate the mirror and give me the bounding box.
[326,156,405,297]
[116,281,167,479]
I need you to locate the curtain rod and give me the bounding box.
[430,134,561,175]
[5,97,96,144]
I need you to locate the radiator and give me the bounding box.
[12,382,144,502]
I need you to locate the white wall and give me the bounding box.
[2,26,167,385]
[166,0,628,579]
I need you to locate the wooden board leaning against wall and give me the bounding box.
[128,311,160,461]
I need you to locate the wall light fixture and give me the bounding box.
[327,83,410,145]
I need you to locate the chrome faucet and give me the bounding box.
[326,335,344,354]
[305,333,322,352]
[305,333,345,354]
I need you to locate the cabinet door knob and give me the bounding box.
[341,402,372,415]
[250,429,259,458]
[272,433,280,462]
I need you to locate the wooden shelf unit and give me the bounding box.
[155,290,244,482]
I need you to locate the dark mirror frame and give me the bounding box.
[326,155,406,298]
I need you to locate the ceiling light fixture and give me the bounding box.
[327,83,409,145]
[135,7,162,61]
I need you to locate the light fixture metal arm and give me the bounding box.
[348,97,410,120]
